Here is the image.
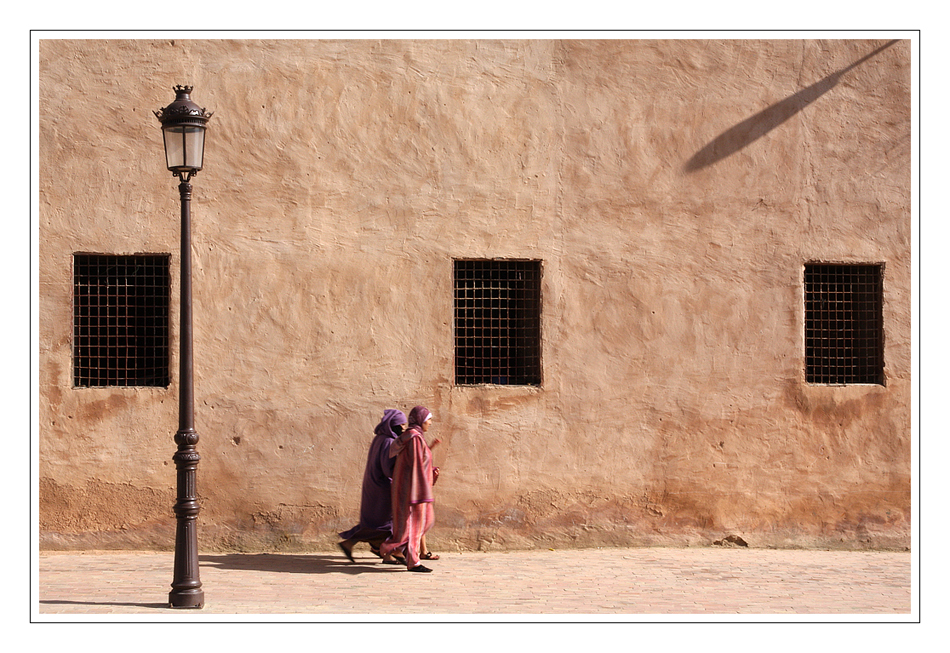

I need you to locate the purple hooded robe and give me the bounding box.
[338,409,407,546]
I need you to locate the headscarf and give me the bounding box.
[375,408,407,440]
[407,406,432,430]
[391,406,433,458]
[368,409,406,484]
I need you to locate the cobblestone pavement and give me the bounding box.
[35,546,913,620]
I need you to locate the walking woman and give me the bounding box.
[338,409,408,563]
[380,406,439,572]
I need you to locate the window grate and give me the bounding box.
[73,254,171,387]
[454,259,542,386]
[804,263,884,385]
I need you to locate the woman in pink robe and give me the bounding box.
[380,406,439,572]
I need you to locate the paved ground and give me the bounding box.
[35,546,913,620]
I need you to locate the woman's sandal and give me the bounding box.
[380,550,407,565]
[420,551,440,560]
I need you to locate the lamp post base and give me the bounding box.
[169,588,205,609]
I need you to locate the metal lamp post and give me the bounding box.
[155,85,213,609]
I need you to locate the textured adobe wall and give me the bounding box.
[38,39,911,551]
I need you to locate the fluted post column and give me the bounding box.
[169,179,204,609]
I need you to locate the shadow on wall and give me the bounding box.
[683,40,899,173]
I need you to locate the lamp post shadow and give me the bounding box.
[683,40,899,173]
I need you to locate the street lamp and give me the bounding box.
[155,85,213,609]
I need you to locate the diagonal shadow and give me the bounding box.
[683,40,898,172]
[198,552,398,575]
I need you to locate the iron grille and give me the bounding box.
[454,259,542,386]
[804,263,884,385]
[73,254,171,387]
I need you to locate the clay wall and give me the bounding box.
[38,39,911,551]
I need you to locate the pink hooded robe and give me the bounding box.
[379,406,435,567]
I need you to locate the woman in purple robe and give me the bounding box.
[338,409,408,563]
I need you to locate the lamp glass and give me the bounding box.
[163,124,206,173]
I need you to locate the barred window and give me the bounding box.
[73,254,171,387]
[454,259,542,386]
[804,263,884,385]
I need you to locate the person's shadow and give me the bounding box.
[198,552,398,576]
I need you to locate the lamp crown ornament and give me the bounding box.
[154,85,214,122]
